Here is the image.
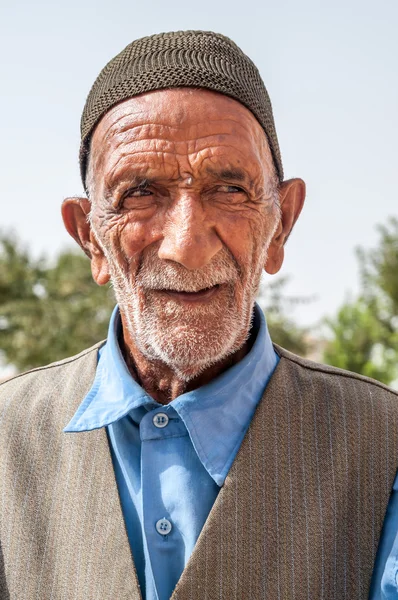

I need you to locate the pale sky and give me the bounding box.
[1,0,397,327]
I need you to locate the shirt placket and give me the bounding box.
[140,407,187,600]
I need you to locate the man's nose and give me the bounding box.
[158,194,223,270]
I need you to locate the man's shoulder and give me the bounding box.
[0,341,104,393]
[0,341,105,425]
[274,343,398,400]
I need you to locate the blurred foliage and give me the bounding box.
[323,217,398,385]
[0,232,115,372]
[0,231,312,372]
[4,216,397,384]
[257,275,313,357]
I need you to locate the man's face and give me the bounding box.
[72,89,297,380]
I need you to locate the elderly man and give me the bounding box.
[1,30,398,600]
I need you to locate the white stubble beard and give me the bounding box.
[102,239,271,382]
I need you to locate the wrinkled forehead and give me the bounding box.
[89,88,275,174]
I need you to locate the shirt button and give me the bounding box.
[156,518,172,536]
[153,412,169,428]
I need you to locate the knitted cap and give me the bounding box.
[80,30,283,189]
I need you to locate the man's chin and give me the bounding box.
[118,284,253,379]
[134,314,249,381]
[143,339,242,382]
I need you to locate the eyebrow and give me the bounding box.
[105,166,250,197]
[205,167,248,184]
[105,172,154,197]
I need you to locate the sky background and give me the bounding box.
[1,0,397,328]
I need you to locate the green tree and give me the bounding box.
[323,217,398,385]
[0,231,313,373]
[0,232,115,372]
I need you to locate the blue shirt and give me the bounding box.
[65,305,398,600]
[65,303,279,600]
[370,473,398,598]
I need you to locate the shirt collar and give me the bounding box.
[64,303,279,485]
[64,305,156,432]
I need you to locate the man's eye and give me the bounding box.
[217,185,244,193]
[124,187,153,198]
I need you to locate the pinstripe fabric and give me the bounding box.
[172,346,398,600]
[0,344,140,600]
[0,342,397,599]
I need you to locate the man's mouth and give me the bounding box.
[158,284,221,303]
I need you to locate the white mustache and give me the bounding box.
[135,250,240,293]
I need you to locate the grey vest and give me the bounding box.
[1,343,397,599]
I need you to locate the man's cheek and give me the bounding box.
[97,217,141,271]
[114,218,155,258]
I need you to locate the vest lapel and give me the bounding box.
[58,425,142,600]
[58,350,142,600]
[171,356,281,600]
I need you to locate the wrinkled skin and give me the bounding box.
[62,88,305,403]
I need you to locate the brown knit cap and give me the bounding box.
[80,30,283,190]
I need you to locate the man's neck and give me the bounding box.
[119,321,251,405]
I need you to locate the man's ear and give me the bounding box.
[61,197,110,285]
[265,178,306,275]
